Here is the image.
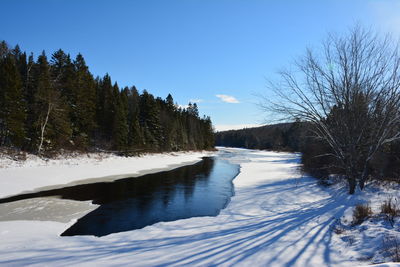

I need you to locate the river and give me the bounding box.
[0,154,240,237]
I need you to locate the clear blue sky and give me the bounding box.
[1,0,399,130]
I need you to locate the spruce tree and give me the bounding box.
[50,49,75,102]
[24,53,38,150]
[73,54,96,147]
[113,88,129,151]
[0,54,26,146]
[0,41,8,58]
[34,51,71,153]
[50,49,74,137]
[139,90,163,149]
[12,45,28,89]
[0,41,215,153]
[126,87,143,148]
[96,74,115,142]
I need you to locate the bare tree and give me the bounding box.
[263,27,400,194]
[37,102,53,155]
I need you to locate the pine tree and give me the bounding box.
[50,49,75,139]
[139,90,162,149]
[158,94,179,150]
[0,41,216,153]
[73,54,96,147]
[127,86,143,148]
[96,74,115,142]
[0,54,26,146]
[24,53,37,150]
[113,88,129,151]
[50,49,75,102]
[166,93,175,110]
[0,41,8,58]
[202,116,214,149]
[12,45,28,89]
[34,51,71,153]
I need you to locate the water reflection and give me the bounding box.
[0,157,240,237]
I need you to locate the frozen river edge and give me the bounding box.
[0,148,396,266]
[0,150,214,199]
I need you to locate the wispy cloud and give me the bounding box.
[216,94,240,104]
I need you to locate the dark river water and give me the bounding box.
[0,156,240,237]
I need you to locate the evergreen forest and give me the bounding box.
[215,122,307,152]
[0,41,214,155]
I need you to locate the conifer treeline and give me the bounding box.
[215,122,307,152]
[0,41,214,154]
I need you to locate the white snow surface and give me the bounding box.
[0,147,400,266]
[0,150,213,198]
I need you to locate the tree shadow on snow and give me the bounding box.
[0,176,356,267]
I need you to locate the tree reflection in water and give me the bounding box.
[0,157,239,237]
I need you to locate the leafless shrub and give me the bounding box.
[352,203,372,225]
[381,197,399,227]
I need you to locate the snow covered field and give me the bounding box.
[0,148,399,266]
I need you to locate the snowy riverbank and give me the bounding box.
[0,150,214,198]
[0,148,399,266]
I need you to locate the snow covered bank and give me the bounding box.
[331,181,400,265]
[0,148,399,266]
[0,150,213,198]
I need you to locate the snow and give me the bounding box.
[329,181,400,265]
[0,148,400,266]
[0,150,213,198]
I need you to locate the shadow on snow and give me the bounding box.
[0,175,355,266]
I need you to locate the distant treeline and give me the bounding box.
[215,121,307,152]
[0,41,214,155]
[216,122,400,182]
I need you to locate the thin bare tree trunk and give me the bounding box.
[38,103,52,155]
